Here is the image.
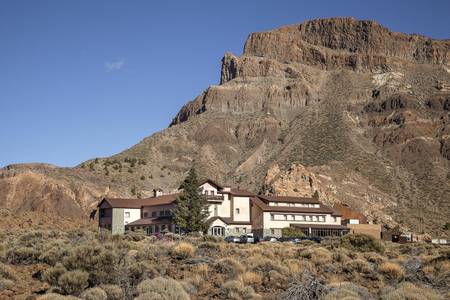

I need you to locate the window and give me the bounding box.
[333,216,337,222]
[210,190,214,195]
[291,215,295,220]
[151,211,157,217]
[124,212,130,218]
[270,228,275,235]
[164,210,170,216]
[143,212,148,218]
[243,228,247,233]
[270,214,274,220]
[235,227,240,233]
[284,215,288,220]
[159,211,164,216]
[99,209,105,218]
[235,208,240,214]
[214,204,218,216]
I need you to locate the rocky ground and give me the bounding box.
[0,230,449,299]
[1,17,449,236]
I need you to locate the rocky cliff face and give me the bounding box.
[1,18,449,235]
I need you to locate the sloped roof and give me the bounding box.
[207,216,252,225]
[98,193,180,209]
[227,189,255,197]
[257,195,320,204]
[252,197,341,216]
[126,216,173,226]
[198,179,223,189]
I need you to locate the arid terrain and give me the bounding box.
[0,230,449,299]
[1,17,449,236]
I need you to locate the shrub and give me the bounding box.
[280,275,329,300]
[240,271,262,286]
[300,247,332,265]
[0,278,14,291]
[43,263,67,286]
[220,280,259,300]
[80,287,107,300]
[380,282,444,300]
[37,293,81,300]
[323,282,370,300]
[378,262,404,281]
[282,227,304,238]
[99,284,123,300]
[7,246,41,264]
[215,258,245,279]
[343,259,372,274]
[340,234,385,253]
[0,262,15,280]
[57,270,89,295]
[171,242,195,259]
[136,277,190,300]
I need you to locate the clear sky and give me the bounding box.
[1,0,449,168]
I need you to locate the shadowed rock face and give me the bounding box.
[1,18,449,235]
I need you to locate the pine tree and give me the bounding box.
[172,167,209,233]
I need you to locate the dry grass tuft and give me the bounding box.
[239,271,262,286]
[136,277,190,300]
[378,262,404,281]
[380,282,444,300]
[172,242,196,259]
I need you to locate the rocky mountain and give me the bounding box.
[1,18,449,235]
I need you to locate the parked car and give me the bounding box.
[239,233,260,244]
[262,236,278,242]
[224,236,240,243]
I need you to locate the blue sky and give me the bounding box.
[1,0,449,168]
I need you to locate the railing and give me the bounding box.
[206,195,224,201]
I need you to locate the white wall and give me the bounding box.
[200,182,218,195]
[233,196,251,222]
[123,208,141,225]
[263,212,341,229]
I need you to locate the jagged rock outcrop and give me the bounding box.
[1,18,449,235]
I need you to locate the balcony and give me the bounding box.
[206,195,224,201]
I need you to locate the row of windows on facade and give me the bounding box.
[270,214,336,222]
[269,202,320,208]
[123,210,172,219]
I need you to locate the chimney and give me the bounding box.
[153,188,163,197]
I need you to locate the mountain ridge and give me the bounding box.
[1,17,449,235]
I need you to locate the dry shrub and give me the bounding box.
[247,257,289,276]
[283,259,304,275]
[300,247,332,265]
[136,277,190,300]
[240,271,262,286]
[40,240,70,266]
[280,275,329,300]
[190,263,208,279]
[57,270,89,295]
[364,252,386,264]
[220,280,260,300]
[172,242,196,259]
[267,270,289,289]
[437,260,450,273]
[332,252,351,264]
[37,293,81,300]
[380,282,444,300]
[343,259,372,274]
[43,263,67,286]
[0,278,15,291]
[323,282,370,300]
[80,287,107,300]
[215,258,245,279]
[378,262,404,281]
[6,246,41,265]
[340,234,385,253]
[99,284,123,300]
[0,262,15,280]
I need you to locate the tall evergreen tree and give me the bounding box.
[172,167,209,233]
